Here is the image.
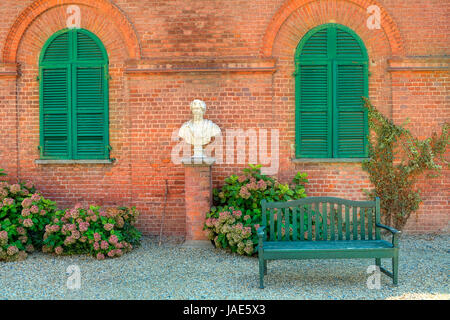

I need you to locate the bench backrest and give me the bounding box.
[261,197,381,241]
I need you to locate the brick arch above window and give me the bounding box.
[262,0,404,57]
[2,0,141,63]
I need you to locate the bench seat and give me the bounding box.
[262,240,394,260]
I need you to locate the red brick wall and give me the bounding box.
[0,0,448,236]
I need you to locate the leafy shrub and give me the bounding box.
[42,205,142,260]
[204,164,308,256]
[0,180,57,261]
[0,169,142,262]
[362,98,449,230]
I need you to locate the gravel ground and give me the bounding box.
[0,234,448,300]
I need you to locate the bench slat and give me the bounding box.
[337,204,343,240]
[330,204,335,241]
[284,208,290,241]
[375,198,381,240]
[270,208,275,241]
[292,207,298,241]
[359,208,366,240]
[345,205,350,240]
[322,202,328,241]
[307,205,312,241]
[353,206,358,240]
[368,207,373,240]
[277,208,282,241]
[299,206,305,241]
[315,203,320,241]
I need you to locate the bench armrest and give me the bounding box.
[257,226,266,251]
[376,223,401,247]
[257,226,266,238]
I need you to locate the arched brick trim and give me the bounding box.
[2,0,141,63]
[262,0,404,57]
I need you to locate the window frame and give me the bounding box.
[294,23,369,159]
[38,28,110,160]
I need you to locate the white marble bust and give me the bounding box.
[178,99,221,159]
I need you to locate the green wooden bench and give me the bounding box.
[257,197,400,288]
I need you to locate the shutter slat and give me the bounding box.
[77,32,105,61]
[42,33,70,62]
[300,29,328,57]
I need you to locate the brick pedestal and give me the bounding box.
[183,158,214,241]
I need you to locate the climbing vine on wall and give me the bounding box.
[362,98,449,230]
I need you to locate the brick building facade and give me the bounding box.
[0,0,448,236]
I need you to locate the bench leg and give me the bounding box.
[264,260,267,275]
[375,258,381,267]
[392,254,399,286]
[259,256,265,289]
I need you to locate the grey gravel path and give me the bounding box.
[1,235,448,300]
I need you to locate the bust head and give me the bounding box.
[190,99,206,120]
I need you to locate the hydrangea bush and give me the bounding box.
[0,170,142,262]
[0,180,57,261]
[42,205,141,260]
[204,164,308,256]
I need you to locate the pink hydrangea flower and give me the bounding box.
[71,230,81,240]
[0,230,8,240]
[17,227,26,235]
[70,208,79,219]
[24,181,34,190]
[93,242,100,250]
[104,223,114,231]
[3,198,14,206]
[94,233,101,242]
[79,221,90,233]
[55,246,63,255]
[21,208,31,217]
[257,179,267,190]
[23,219,33,228]
[7,245,19,256]
[108,235,118,245]
[100,240,109,250]
[96,253,105,260]
[31,193,41,202]
[233,210,242,218]
[9,184,21,194]
[30,205,39,214]
[239,187,251,199]
[21,198,33,208]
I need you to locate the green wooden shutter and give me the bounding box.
[74,66,107,159]
[334,64,368,157]
[296,63,332,157]
[40,28,109,160]
[40,67,71,158]
[295,24,368,158]
[73,30,108,159]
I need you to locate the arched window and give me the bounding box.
[295,24,368,158]
[39,28,109,160]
